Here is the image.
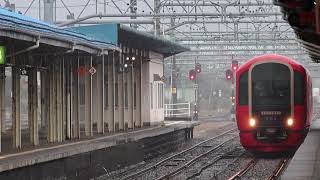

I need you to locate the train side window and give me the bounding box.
[239,71,248,105]
[294,71,304,105]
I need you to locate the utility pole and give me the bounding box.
[96,0,98,15]
[43,0,55,23]
[231,75,235,121]
[230,57,237,121]
[130,0,138,29]
[153,0,160,35]
[170,17,177,105]
[39,0,41,20]
[194,59,199,113]
[104,0,106,14]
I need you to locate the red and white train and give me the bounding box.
[235,54,312,153]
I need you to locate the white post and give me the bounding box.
[165,104,167,117]
[188,102,191,118]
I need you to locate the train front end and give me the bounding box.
[236,55,311,153]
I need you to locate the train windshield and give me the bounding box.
[252,63,290,106]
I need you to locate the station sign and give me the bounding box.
[0,46,5,65]
[160,76,167,83]
[89,67,96,75]
[193,84,198,89]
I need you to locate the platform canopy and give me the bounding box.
[0,8,118,54]
[68,24,190,58]
[273,1,320,63]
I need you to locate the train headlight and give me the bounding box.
[249,118,256,127]
[287,118,294,127]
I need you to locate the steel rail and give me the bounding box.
[268,158,290,180]
[121,127,238,180]
[186,155,224,179]
[156,136,237,180]
[186,148,245,180]
[209,151,247,180]
[227,158,258,180]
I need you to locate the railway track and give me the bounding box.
[186,147,245,180]
[228,158,259,180]
[107,123,289,180]
[156,138,237,180]
[122,127,238,180]
[268,158,290,180]
[226,157,290,180]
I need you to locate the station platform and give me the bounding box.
[281,119,320,180]
[0,121,199,179]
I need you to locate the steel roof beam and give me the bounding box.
[162,20,289,32]
[58,12,282,27]
[184,43,300,46]
[160,2,274,7]
[160,20,288,24]
[174,56,311,61]
[176,38,297,41]
[56,20,154,24]
[186,48,304,52]
[177,31,294,35]
[174,53,308,58]
[173,34,296,38]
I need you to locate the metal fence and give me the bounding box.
[164,102,191,118]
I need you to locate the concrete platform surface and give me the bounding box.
[310,118,320,130]
[281,119,320,180]
[0,121,199,173]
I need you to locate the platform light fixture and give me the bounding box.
[126,55,136,61]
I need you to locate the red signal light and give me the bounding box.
[226,69,233,80]
[195,63,201,73]
[231,60,238,72]
[189,70,196,81]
